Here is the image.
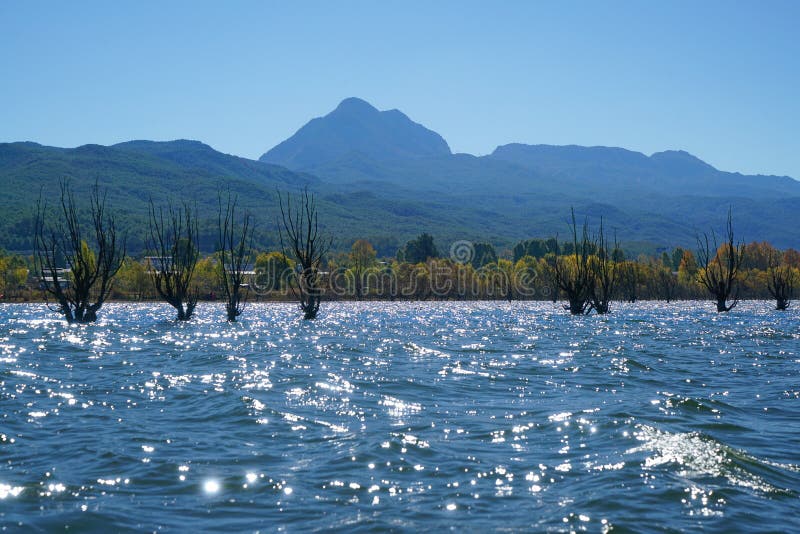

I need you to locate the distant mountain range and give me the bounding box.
[1,97,798,256]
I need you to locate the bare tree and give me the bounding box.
[278,188,332,319]
[147,201,199,320]
[217,191,253,321]
[766,250,795,311]
[696,209,744,312]
[34,181,125,323]
[554,209,592,315]
[587,219,617,314]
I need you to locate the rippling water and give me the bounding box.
[1,301,799,531]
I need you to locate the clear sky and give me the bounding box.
[1,1,798,178]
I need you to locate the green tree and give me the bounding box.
[399,233,439,264]
[671,248,685,271]
[254,251,295,292]
[677,250,698,286]
[471,242,498,269]
[116,258,149,300]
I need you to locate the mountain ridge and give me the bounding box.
[2,98,799,254]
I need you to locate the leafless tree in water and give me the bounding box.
[554,209,593,315]
[147,201,199,320]
[766,250,795,310]
[34,181,125,323]
[696,209,744,312]
[278,188,332,319]
[217,191,253,321]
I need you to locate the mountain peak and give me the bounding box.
[333,97,378,115]
[260,98,451,170]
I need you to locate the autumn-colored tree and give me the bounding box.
[677,249,699,291]
[349,239,377,299]
[540,254,559,302]
[194,257,219,297]
[783,249,800,268]
[742,242,776,271]
[0,252,29,300]
[655,266,678,302]
[618,261,640,303]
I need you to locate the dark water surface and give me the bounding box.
[1,301,799,532]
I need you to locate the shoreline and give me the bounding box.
[0,297,788,305]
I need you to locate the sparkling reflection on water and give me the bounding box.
[1,301,799,531]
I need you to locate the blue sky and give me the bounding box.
[1,1,798,178]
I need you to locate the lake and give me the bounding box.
[1,301,799,531]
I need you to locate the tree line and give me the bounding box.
[0,182,796,322]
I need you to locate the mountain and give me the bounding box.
[2,98,799,256]
[0,140,508,256]
[488,144,800,199]
[0,140,320,252]
[260,97,451,169]
[253,97,800,250]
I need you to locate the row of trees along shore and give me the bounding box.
[0,182,795,323]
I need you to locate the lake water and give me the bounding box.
[1,301,799,531]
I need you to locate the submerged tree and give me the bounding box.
[696,209,745,312]
[766,251,795,310]
[148,201,199,320]
[278,188,332,320]
[217,192,253,321]
[587,219,617,314]
[554,209,592,315]
[34,181,125,323]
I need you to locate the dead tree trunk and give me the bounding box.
[766,251,795,311]
[217,192,253,321]
[34,181,125,323]
[696,209,744,312]
[147,201,199,321]
[278,188,331,320]
[587,219,617,314]
[554,209,592,315]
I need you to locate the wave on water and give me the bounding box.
[1,301,799,531]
